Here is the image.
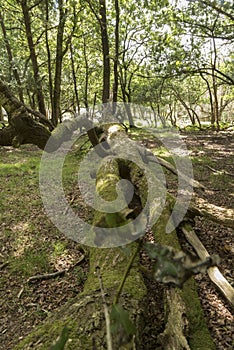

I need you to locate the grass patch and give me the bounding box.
[52,241,67,257]
[10,248,50,277]
[0,144,88,280]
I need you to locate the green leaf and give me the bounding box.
[145,243,219,287]
[50,326,70,350]
[110,304,136,336]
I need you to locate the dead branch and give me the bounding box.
[188,197,234,229]
[0,261,9,270]
[27,254,86,284]
[27,270,66,283]
[206,165,234,177]
[147,153,205,191]
[181,222,234,306]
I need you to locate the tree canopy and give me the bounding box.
[0,0,233,130]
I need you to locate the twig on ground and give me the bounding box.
[27,254,86,284]
[27,270,66,283]
[0,261,9,270]
[63,195,77,214]
[17,253,86,298]
[17,287,25,299]
[206,165,234,177]
[181,222,234,306]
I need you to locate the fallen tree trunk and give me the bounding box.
[14,152,216,349]
[142,195,215,350]
[0,82,222,349]
[14,140,215,349]
[157,288,190,350]
[14,157,147,350]
[0,79,101,152]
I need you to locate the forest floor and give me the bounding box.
[0,129,233,350]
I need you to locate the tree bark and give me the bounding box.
[51,0,67,126]
[20,0,46,116]
[83,35,89,109]
[0,10,24,103]
[14,156,147,350]
[45,0,54,117]
[70,44,80,114]
[135,171,215,350]
[113,0,120,106]
[99,0,110,103]
[0,79,104,151]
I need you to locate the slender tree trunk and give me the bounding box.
[211,36,220,130]
[70,44,80,114]
[172,89,195,125]
[83,36,89,109]
[150,104,158,127]
[45,0,53,118]
[119,72,135,126]
[51,0,66,126]
[113,0,120,106]
[20,0,46,116]
[200,73,215,128]
[99,0,110,104]
[0,11,24,103]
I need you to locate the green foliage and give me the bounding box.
[0,0,233,128]
[50,326,70,350]
[110,304,136,336]
[10,249,50,277]
[74,266,86,285]
[145,243,219,288]
[53,242,67,257]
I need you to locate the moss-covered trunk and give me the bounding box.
[14,157,147,350]
[13,125,218,350]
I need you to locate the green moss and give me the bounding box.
[84,245,146,300]
[181,278,215,349]
[84,157,147,300]
[14,319,77,350]
[147,187,215,349]
[10,249,50,277]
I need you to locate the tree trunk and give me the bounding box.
[70,44,80,114]
[14,156,147,350]
[112,0,120,106]
[119,69,135,127]
[51,0,67,126]
[99,0,110,104]
[12,128,216,350]
[83,35,89,109]
[0,10,24,103]
[45,0,54,118]
[20,0,46,116]
[200,72,215,128]
[211,29,220,130]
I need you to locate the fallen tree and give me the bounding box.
[1,79,233,349]
[14,154,216,350]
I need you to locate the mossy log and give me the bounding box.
[154,203,215,350]
[14,158,147,350]
[15,158,215,349]
[134,170,216,350]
